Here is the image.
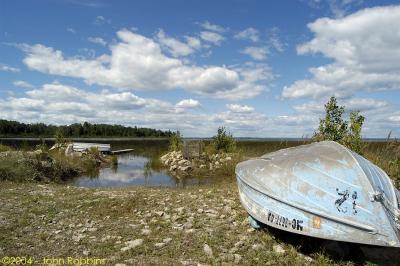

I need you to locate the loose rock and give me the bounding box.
[121,239,143,252]
[273,244,285,254]
[163,238,172,243]
[154,243,165,248]
[234,254,242,264]
[203,244,213,258]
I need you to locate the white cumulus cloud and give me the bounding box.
[175,99,200,108]
[283,5,400,99]
[241,47,268,60]
[0,64,20,73]
[156,30,195,57]
[13,80,34,89]
[0,82,398,137]
[20,29,269,100]
[234,28,259,42]
[94,15,111,25]
[226,104,254,113]
[200,31,224,45]
[67,28,76,34]
[199,21,226,33]
[184,36,202,49]
[294,98,390,114]
[268,27,285,52]
[88,37,107,46]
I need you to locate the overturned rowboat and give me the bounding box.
[236,141,400,247]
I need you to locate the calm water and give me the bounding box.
[8,138,386,188]
[71,151,220,188]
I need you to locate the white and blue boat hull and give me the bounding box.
[236,141,400,247]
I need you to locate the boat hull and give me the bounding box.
[236,141,400,247]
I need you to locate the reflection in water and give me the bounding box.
[71,152,214,188]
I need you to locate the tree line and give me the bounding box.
[0,120,173,138]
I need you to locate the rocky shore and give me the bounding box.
[0,181,316,265]
[1,180,398,265]
[160,151,234,175]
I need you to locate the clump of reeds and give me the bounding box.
[362,133,400,189]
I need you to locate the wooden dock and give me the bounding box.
[72,143,111,153]
[58,142,134,155]
[110,149,134,154]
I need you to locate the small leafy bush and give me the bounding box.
[314,96,348,141]
[88,146,100,156]
[343,111,365,153]
[313,96,365,154]
[35,139,48,152]
[211,126,236,153]
[55,128,67,146]
[0,153,38,181]
[169,131,183,152]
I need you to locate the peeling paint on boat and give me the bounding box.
[236,141,400,247]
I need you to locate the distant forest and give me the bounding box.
[0,119,173,138]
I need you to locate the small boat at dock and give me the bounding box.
[110,148,134,154]
[236,141,400,247]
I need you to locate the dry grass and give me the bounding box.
[0,143,117,182]
[362,140,400,189]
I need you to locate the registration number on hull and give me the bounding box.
[267,211,304,231]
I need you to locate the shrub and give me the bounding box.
[169,131,183,152]
[0,153,38,181]
[211,126,236,153]
[313,96,348,142]
[313,96,365,154]
[35,138,48,152]
[55,128,67,146]
[343,111,365,153]
[88,146,100,156]
[0,144,12,152]
[0,151,80,182]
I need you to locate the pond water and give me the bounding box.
[71,139,230,188]
[0,138,308,188]
[72,152,221,188]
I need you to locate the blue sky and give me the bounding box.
[0,0,399,137]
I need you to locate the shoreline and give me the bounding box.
[1,180,398,265]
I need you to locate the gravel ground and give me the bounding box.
[0,181,396,265]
